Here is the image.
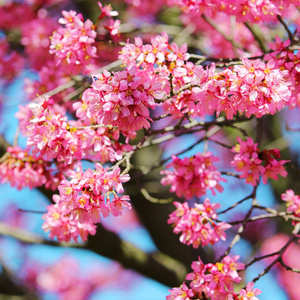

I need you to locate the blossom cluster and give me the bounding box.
[120,32,190,72]
[281,190,300,225]
[166,0,299,23]
[20,15,57,71]
[231,137,288,186]
[161,152,225,200]
[168,199,231,248]
[42,164,131,242]
[167,255,247,300]
[0,37,25,82]
[120,33,291,120]
[17,96,125,165]
[0,146,51,190]
[265,36,300,109]
[76,65,164,139]
[50,10,97,74]
[17,96,81,164]
[173,57,291,119]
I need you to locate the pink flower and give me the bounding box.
[238,282,262,300]
[78,65,164,140]
[168,199,231,248]
[50,10,97,74]
[161,152,226,200]
[282,190,300,225]
[231,137,288,186]
[166,282,194,300]
[184,255,244,300]
[42,164,131,242]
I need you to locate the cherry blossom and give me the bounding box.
[168,199,231,248]
[161,152,226,199]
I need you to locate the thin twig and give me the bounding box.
[277,15,295,44]
[218,187,256,215]
[244,22,267,53]
[140,188,173,204]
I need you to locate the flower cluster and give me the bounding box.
[76,65,164,139]
[231,137,288,186]
[228,282,262,300]
[119,32,190,72]
[50,10,97,74]
[20,15,57,71]
[0,37,25,82]
[187,58,291,119]
[17,96,127,165]
[265,36,300,109]
[17,96,81,164]
[0,146,54,190]
[97,2,121,36]
[163,57,290,120]
[167,255,245,300]
[281,190,300,225]
[168,199,231,248]
[161,152,225,200]
[231,58,291,118]
[166,0,298,23]
[120,33,291,120]
[42,164,131,242]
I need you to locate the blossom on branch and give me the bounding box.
[167,255,245,300]
[50,10,97,74]
[77,65,164,140]
[161,152,226,200]
[282,189,300,225]
[168,199,231,248]
[231,137,288,186]
[42,164,131,242]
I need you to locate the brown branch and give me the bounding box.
[277,15,295,44]
[0,221,186,287]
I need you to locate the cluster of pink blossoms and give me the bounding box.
[120,33,291,120]
[120,32,190,72]
[161,152,225,200]
[50,3,121,74]
[169,57,291,119]
[0,37,25,82]
[167,255,248,300]
[20,15,57,71]
[168,199,231,248]
[50,10,97,74]
[264,37,300,109]
[17,96,126,165]
[166,0,299,23]
[281,190,300,225]
[231,137,289,186]
[0,146,52,190]
[42,164,131,242]
[17,96,81,164]
[76,65,164,139]
[167,281,261,300]
[229,58,291,118]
